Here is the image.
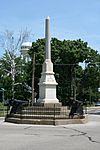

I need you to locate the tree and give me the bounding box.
[0,29,30,100]
[29,38,100,105]
[0,35,99,106]
[51,38,90,105]
[81,50,100,104]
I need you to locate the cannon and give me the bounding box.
[69,99,84,118]
[6,99,29,114]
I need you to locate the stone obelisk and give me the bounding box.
[37,17,59,104]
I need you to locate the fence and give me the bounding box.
[6,103,87,121]
[20,105,70,120]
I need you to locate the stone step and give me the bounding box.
[7,113,69,119]
[5,115,88,125]
[21,106,68,115]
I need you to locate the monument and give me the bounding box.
[5,17,87,125]
[37,16,60,104]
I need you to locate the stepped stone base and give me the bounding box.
[5,104,88,125]
[5,115,88,125]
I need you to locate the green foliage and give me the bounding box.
[0,54,32,101]
[0,37,99,106]
[29,38,100,105]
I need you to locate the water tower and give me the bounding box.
[20,42,32,62]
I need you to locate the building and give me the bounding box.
[20,42,32,62]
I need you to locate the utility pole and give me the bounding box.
[32,52,35,106]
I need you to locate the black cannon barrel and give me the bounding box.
[8,99,29,114]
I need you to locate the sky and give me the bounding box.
[0,0,100,57]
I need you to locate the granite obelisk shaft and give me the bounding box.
[45,16,51,60]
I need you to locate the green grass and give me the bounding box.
[0,102,7,117]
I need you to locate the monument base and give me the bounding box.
[34,102,62,107]
[37,97,60,104]
[5,113,88,126]
[5,117,88,125]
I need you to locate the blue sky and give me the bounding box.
[0,0,100,56]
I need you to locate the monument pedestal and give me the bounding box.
[37,59,60,105]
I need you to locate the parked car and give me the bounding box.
[95,102,100,106]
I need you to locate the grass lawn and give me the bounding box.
[0,102,7,117]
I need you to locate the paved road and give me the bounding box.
[0,108,100,150]
[87,106,100,115]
